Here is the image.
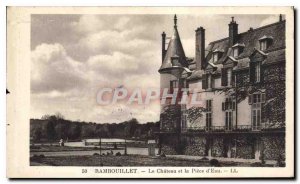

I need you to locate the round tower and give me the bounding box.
[158,15,190,154]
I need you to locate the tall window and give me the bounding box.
[170,80,178,93]
[250,61,262,84]
[227,69,232,86]
[206,99,212,111]
[206,100,212,130]
[206,113,212,131]
[222,97,236,131]
[249,93,266,130]
[182,113,187,131]
[225,111,233,131]
[202,74,213,89]
[222,68,234,87]
[252,109,261,131]
[207,75,211,89]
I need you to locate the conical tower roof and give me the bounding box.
[159,15,188,73]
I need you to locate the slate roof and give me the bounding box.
[159,17,188,72]
[188,69,205,81]
[189,20,286,80]
[208,20,285,64]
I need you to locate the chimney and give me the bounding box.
[229,17,238,46]
[195,27,205,70]
[161,32,166,62]
[279,14,283,21]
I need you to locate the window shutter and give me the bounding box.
[202,74,207,89]
[260,64,264,83]
[222,102,225,111]
[232,101,236,110]
[248,94,253,104]
[262,93,266,103]
[231,72,235,86]
[205,113,208,127]
[170,81,173,93]
[206,74,210,88]
[221,68,227,86]
[225,112,228,127]
[249,62,255,83]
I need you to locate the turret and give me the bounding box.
[159,15,188,133]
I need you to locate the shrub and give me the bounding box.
[39,154,45,158]
[30,145,41,149]
[276,155,285,167]
[209,159,220,167]
[251,162,263,167]
[93,153,100,156]
[160,153,166,157]
[30,154,41,162]
[115,152,122,156]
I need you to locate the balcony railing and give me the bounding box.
[182,124,285,133]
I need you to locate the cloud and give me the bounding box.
[71,15,105,34]
[31,43,88,93]
[75,28,157,59]
[87,52,139,77]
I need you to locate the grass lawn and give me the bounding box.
[30,155,211,166]
[30,155,272,167]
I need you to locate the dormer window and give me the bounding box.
[260,41,267,51]
[259,35,273,51]
[213,53,219,62]
[232,43,245,58]
[202,73,214,90]
[221,68,234,87]
[233,48,239,57]
[212,49,224,63]
[171,55,180,66]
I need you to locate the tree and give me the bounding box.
[41,114,51,120]
[55,112,65,120]
[33,127,42,141]
[46,120,56,141]
[124,118,139,138]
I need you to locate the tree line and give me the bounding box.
[30,113,160,142]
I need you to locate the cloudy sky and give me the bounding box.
[30,14,280,123]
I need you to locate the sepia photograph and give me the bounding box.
[6,7,294,178]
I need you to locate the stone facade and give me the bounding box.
[158,15,285,162]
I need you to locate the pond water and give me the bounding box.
[31,138,158,156]
[30,147,159,157]
[64,138,145,147]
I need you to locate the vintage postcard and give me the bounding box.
[6,7,294,178]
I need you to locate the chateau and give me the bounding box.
[158,15,286,161]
